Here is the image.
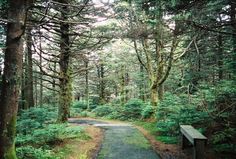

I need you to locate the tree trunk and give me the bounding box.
[120,66,126,105]
[125,72,129,102]
[151,87,158,107]
[85,60,89,109]
[139,65,145,101]
[52,61,57,106]
[158,84,164,101]
[99,62,105,104]
[25,27,34,107]
[217,34,223,80]
[39,27,43,107]
[0,0,28,158]
[58,1,72,122]
[21,55,27,109]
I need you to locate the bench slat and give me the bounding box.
[180,125,207,145]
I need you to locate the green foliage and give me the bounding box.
[213,144,236,153]
[70,108,83,117]
[106,99,146,120]
[156,92,209,137]
[211,128,236,153]
[141,105,154,119]
[134,121,158,135]
[122,98,144,119]
[16,146,56,159]
[17,107,57,136]
[94,99,154,121]
[212,128,236,145]
[92,105,113,117]
[0,26,5,48]
[156,136,178,144]
[0,0,7,18]
[90,96,100,105]
[16,106,86,159]
[72,101,88,110]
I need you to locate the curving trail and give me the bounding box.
[69,118,161,159]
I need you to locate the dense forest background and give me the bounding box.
[0,0,235,158]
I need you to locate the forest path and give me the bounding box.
[69,118,161,159]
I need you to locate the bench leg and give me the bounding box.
[194,140,205,159]
[181,134,188,149]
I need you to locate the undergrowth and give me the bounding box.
[16,106,88,159]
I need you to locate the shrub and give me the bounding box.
[156,92,209,137]
[211,127,236,153]
[89,104,97,110]
[79,111,88,117]
[105,107,125,120]
[141,105,154,119]
[16,106,86,159]
[90,96,100,105]
[92,105,113,117]
[122,98,144,119]
[70,108,83,117]
[17,107,57,134]
[16,146,56,159]
[72,101,88,110]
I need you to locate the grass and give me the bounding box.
[123,130,151,149]
[134,121,178,144]
[54,131,91,159]
[156,136,178,144]
[134,121,158,135]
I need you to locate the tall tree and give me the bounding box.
[0,0,32,158]
[58,0,72,122]
[127,0,179,108]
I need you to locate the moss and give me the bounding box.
[5,115,17,159]
[5,144,17,159]
[122,131,150,149]
[7,115,17,138]
[58,68,73,122]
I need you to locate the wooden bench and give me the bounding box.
[180,125,207,159]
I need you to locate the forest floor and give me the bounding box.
[68,118,187,159]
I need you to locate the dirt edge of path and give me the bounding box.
[84,126,104,159]
[134,125,189,159]
[58,124,104,159]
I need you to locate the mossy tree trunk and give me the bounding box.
[0,0,30,158]
[39,27,43,107]
[120,66,129,105]
[85,60,89,109]
[25,26,34,108]
[58,0,72,123]
[139,65,146,101]
[97,62,105,104]
[133,1,179,111]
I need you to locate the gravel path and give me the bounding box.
[69,118,161,159]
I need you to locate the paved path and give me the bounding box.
[69,119,161,159]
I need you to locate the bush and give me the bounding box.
[79,111,88,117]
[105,107,125,120]
[16,146,56,159]
[70,108,83,117]
[89,104,97,110]
[72,101,88,110]
[17,107,57,134]
[90,96,100,105]
[104,99,149,120]
[16,106,86,159]
[141,105,154,119]
[156,92,209,137]
[122,98,144,119]
[92,105,113,117]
